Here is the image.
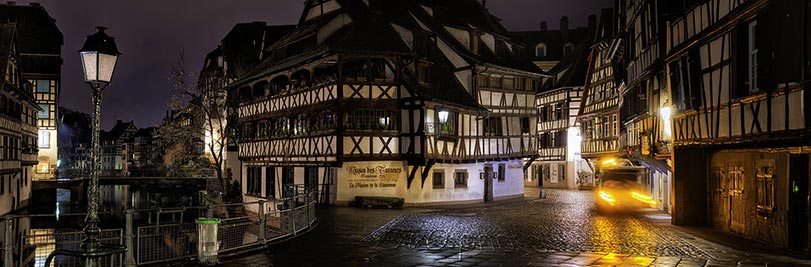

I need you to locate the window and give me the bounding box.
[282,167,294,198]
[520,117,531,134]
[503,78,515,90]
[535,43,547,57]
[0,175,3,195]
[246,166,262,196]
[756,160,774,211]
[438,111,457,135]
[483,117,502,136]
[346,109,398,131]
[37,104,49,119]
[498,164,506,182]
[37,131,49,148]
[36,80,50,93]
[748,21,758,94]
[563,43,574,56]
[265,167,276,199]
[417,63,429,84]
[559,164,566,181]
[454,170,468,188]
[432,170,444,189]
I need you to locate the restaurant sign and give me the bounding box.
[346,164,402,189]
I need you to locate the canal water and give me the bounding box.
[17,183,207,267]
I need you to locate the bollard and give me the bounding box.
[540,187,546,199]
[196,218,221,266]
[258,201,266,242]
[125,209,137,267]
[3,216,12,267]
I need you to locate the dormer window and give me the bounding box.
[535,43,547,57]
[563,43,574,56]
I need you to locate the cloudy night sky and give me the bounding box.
[12,0,612,129]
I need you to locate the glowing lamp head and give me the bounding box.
[438,110,449,124]
[80,26,121,85]
[660,107,672,121]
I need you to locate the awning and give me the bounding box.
[635,156,671,174]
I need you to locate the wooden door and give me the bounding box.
[728,165,746,233]
[484,165,493,202]
[789,154,810,252]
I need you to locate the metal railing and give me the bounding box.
[1,191,317,267]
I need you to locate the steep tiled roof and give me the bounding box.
[0,3,62,75]
[233,0,543,111]
[542,37,593,91]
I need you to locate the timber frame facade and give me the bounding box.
[578,9,625,162]
[663,0,811,252]
[618,0,674,213]
[233,0,547,206]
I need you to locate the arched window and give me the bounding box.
[563,43,574,56]
[535,43,547,57]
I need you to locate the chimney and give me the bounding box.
[539,21,547,31]
[116,119,123,125]
[560,16,569,33]
[588,15,597,31]
[560,16,569,41]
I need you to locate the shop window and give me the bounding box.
[498,164,506,182]
[454,170,468,188]
[282,167,295,198]
[433,170,444,189]
[756,160,775,211]
[559,164,566,181]
[265,167,276,199]
[246,167,262,197]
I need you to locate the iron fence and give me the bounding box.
[1,190,317,267]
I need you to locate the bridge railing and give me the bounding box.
[1,190,318,267]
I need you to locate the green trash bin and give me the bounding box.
[196,218,221,266]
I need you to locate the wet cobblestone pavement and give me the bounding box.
[213,189,811,266]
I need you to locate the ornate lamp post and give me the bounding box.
[78,25,121,266]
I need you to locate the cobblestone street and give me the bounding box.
[217,189,811,266]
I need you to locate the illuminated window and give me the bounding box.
[37,104,49,119]
[37,131,49,148]
[36,80,50,93]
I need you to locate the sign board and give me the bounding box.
[345,164,402,189]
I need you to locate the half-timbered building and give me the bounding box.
[577,9,625,181]
[198,22,295,183]
[0,3,62,181]
[512,16,596,72]
[0,23,40,215]
[529,37,592,189]
[618,0,673,213]
[665,0,811,251]
[232,0,546,206]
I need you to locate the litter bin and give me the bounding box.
[196,218,221,266]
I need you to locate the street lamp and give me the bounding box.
[79,26,123,266]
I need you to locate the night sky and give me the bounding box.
[13,0,612,129]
